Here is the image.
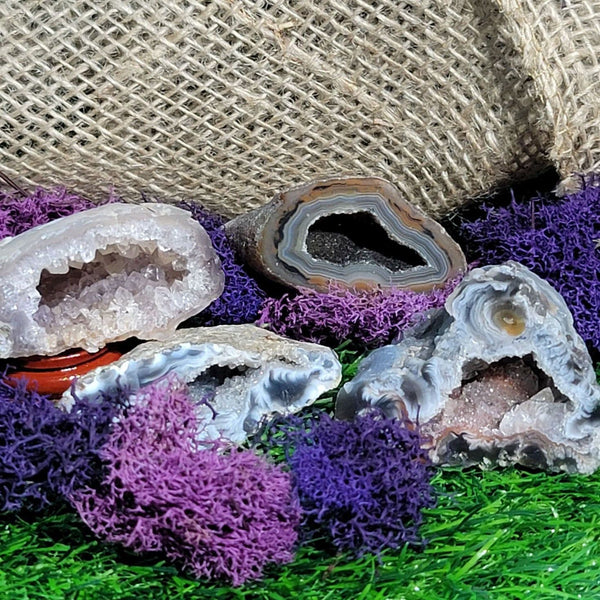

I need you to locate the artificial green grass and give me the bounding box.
[2,345,600,600]
[3,467,600,600]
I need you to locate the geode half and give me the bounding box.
[336,261,600,473]
[225,177,466,292]
[61,324,342,444]
[0,203,224,358]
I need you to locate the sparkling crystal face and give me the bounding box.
[430,355,562,438]
[33,242,189,331]
[305,211,427,271]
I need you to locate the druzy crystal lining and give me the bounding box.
[34,242,187,332]
[0,203,224,358]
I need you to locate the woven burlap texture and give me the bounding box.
[0,1,597,217]
[494,0,600,194]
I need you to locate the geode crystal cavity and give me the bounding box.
[336,261,600,473]
[62,324,342,443]
[0,203,224,358]
[225,177,466,292]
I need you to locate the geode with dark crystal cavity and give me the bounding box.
[336,261,600,473]
[61,324,342,444]
[0,203,224,358]
[225,177,466,292]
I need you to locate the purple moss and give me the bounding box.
[180,202,266,325]
[256,280,460,349]
[0,377,116,513]
[271,412,435,557]
[458,175,600,351]
[0,186,115,240]
[72,376,300,585]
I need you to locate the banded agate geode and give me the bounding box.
[0,203,224,358]
[225,177,466,291]
[61,324,342,444]
[336,262,600,473]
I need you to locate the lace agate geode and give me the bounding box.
[336,262,600,473]
[225,177,466,292]
[0,203,224,358]
[61,324,342,443]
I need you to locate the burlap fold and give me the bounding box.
[0,1,598,216]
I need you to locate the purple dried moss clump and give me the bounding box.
[0,186,113,240]
[0,377,116,513]
[271,412,435,556]
[72,376,300,585]
[257,281,459,349]
[181,202,266,325]
[458,175,600,351]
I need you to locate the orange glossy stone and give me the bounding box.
[7,346,124,396]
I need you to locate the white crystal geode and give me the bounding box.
[0,203,224,358]
[61,324,342,444]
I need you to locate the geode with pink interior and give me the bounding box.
[225,177,466,292]
[336,262,600,473]
[0,203,224,358]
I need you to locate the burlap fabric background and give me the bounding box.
[0,1,598,217]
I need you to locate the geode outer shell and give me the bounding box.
[61,324,342,444]
[336,261,600,473]
[225,177,466,292]
[0,203,224,358]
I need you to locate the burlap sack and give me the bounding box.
[0,1,598,217]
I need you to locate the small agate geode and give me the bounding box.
[0,203,224,358]
[225,177,466,292]
[62,324,342,444]
[336,262,600,473]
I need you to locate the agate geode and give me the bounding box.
[226,177,466,292]
[62,324,342,444]
[336,262,600,473]
[0,203,224,358]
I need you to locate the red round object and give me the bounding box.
[7,346,123,396]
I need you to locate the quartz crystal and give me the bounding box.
[336,261,600,473]
[225,177,466,292]
[0,203,224,357]
[61,324,342,444]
